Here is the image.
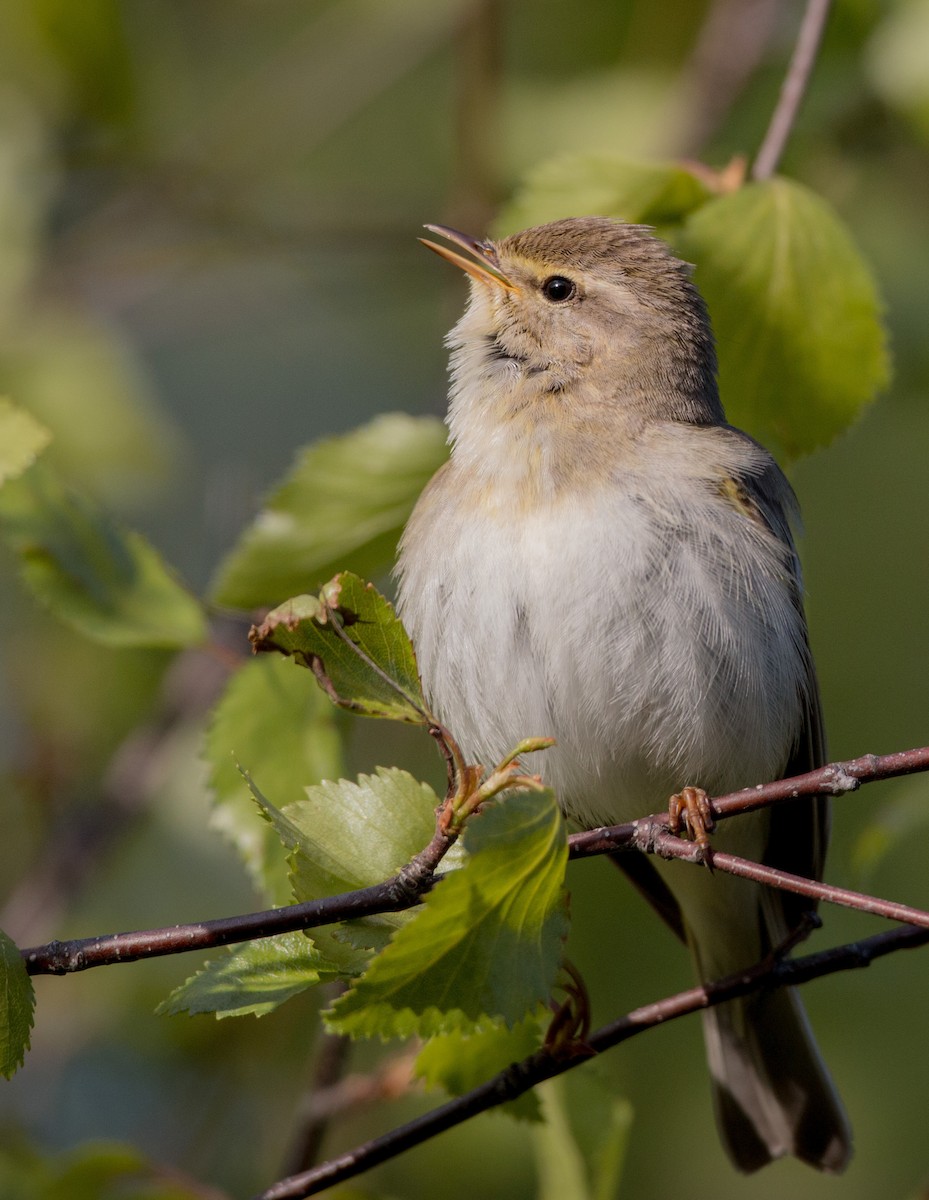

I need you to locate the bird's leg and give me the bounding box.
[668,785,715,860]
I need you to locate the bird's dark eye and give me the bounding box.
[541,275,576,302]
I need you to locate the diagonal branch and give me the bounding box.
[252,922,929,1199]
[21,745,929,976]
[751,0,834,180]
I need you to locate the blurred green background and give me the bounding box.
[1,1,928,1197]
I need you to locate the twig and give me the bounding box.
[652,833,929,930]
[283,985,352,1177]
[285,1045,419,1179]
[568,746,929,858]
[751,0,833,180]
[675,0,781,158]
[252,922,929,1199]
[22,745,929,976]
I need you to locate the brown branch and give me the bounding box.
[282,983,352,1177]
[252,922,929,1199]
[21,745,929,976]
[652,834,929,930]
[568,745,929,858]
[20,825,454,976]
[751,0,833,180]
[285,1043,418,1178]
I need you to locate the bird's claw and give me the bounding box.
[668,785,715,866]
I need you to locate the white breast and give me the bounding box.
[396,454,809,831]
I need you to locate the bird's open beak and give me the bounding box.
[419,224,516,291]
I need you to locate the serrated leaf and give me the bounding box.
[326,790,569,1039]
[210,412,448,610]
[247,766,449,967]
[0,929,34,1078]
[495,155,713,237]
[415,1014,545,1120]
[157,931,338,1019]
[0,398,51,486]
[674,178,891,461]
[0,464,207,647]
[250,573,428,724]
[206,654,344,904]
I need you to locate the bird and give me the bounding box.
[395,216,851,1173]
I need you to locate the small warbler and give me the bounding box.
[396,217,851,1172]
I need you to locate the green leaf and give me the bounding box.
[248,766,449,966]
[157,931,338,1019]
[206,654,344,904]
[495,155,713,237]
[674,178,891,461]
[210,412,448,610]
[0,464,207,647]
[281,767,444,901]
[415,1014,545,1120]
[533,1078,633,1200]
[250,573,428,724]
[0,398,51,486]
[0,928,34,1078]
[326,790,569,1039]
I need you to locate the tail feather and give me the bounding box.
[702,986,851,1173]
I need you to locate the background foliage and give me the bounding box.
[1,1,928,1197]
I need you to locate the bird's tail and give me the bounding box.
[702,985,852,1173]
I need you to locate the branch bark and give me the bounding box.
[21,745,929,976]
[253,922,929,1199]
[751,0,833,180]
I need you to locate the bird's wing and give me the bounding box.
[723,433,831,934]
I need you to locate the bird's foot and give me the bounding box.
[668,785,715,866]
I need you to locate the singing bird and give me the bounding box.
[396,217,851,1172]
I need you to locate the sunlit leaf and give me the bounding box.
[326,790,569,1038]
[0,929,34,1078]
[206,654,344,905]
[495,155,713,237]
[250,573,428,724]
[210,412,448,610]
[0,397,51,486]
[157,931,338,1019]
[248,766,449,967]
[674,178,890,460]
[0,463,207,647]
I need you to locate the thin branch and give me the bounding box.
[674,0,781,158]
[568,745,929,858]
[253,922,929,1199]
[283,985,352,1177]
[285,1045,418,1179]
[22,745,929,976]
[651,833,929,930]
[751,0,833,180]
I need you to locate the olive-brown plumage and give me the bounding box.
[398,217,851,1172]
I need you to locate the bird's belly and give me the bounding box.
[397,483,806,830]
